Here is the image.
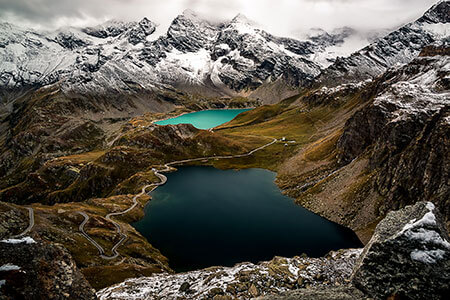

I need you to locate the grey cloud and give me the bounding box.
[0,0,440,37]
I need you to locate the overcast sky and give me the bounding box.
[0,0,439,37]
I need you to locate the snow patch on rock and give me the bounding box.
[97,249,362,300]
[0,263,21,271]
[396,202,450,264]
[421,22,450,39]
[1,236,36,244]
[410,249,446,264]
[373,56,449,124]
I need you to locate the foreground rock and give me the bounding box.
[97,249,362,299]
[260,201,450,300]
[352,201,450,299]
[0,237,96,299]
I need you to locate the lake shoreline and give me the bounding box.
[133,166,363,272]
[153,107,254,129]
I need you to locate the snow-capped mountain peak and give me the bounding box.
[316,0,450,86]
[419,0,450,23]
[230,13,254,25]
[176,9,215,28]
[1,1,447,103]
[0,12,327,101]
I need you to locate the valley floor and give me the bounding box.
[0,93,368,289]
[1,46,449,294]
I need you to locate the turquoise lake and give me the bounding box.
[155,109,251,129]
[133,166,362,272]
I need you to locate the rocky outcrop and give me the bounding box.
[0,237,96,299]
[352,201,450,299]
[97,249,362,300]
[337,45,449,225]
[127,18,156,45]
[259,201,450,300]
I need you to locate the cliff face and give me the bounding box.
[337,45,449,227]
[274,43,449,243]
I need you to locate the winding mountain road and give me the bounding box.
[78,137,278,259]
[11,206,34,238]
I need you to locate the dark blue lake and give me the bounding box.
[133,166,362,272]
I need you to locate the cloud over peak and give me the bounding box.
[0,0,440,38]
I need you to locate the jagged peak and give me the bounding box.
[169,9,215,28]
[230,13,261,29]
[0,21,22,31]
[306,27,329,38]
[231,13,252,24]
[418,0,450,24]
[227,13,261,35]
[100,19,132,26]
[139,17,153,24]
[138,17,157,33]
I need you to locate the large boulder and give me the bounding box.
[258,201,450,300]
[352,201,450,299]
[0,237,97,300]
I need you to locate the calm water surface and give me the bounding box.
[155,109,251,129]
[133,166,362,272]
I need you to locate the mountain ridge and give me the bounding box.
[315,0,450,87]
[0,11,379,104]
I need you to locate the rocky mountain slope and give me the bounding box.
[0,10,376,194]
[316,0,450,86]
[337,42,449,217]
[272,41,449,243]
[0,195,172,291]
[0,121,251,205]
[0,11,365,105]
